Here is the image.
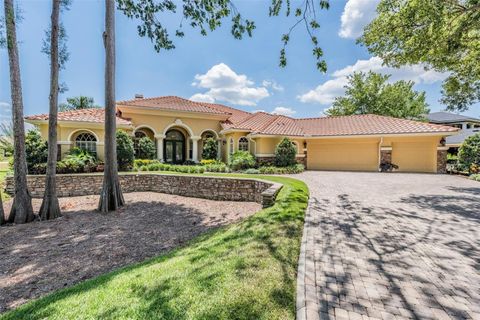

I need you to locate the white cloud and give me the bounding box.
[189,93,216,103]
[271,106,296,117]
[190,63,270,106]
[332,57,446,83]
[262,80,284,92]
[339,0,380,39]
[298,57,447,105]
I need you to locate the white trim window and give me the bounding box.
[75,132,97,156]
[238,136,249,152]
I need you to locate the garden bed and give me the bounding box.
[0,192,261,312]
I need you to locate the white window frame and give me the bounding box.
[238,136,249,152]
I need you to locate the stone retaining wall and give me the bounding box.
[5,173,282,208]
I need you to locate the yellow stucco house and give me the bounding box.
[25,95,458,173]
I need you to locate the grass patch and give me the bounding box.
[1,175,308,320]
[0,169,10,201]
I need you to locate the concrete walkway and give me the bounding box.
[295,172,480,320]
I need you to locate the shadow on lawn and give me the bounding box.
[1,180,308,320]
[308,184,479,319]
[0,198,251,314]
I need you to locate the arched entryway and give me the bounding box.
[164,129,185,164]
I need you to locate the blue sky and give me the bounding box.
[1,0,479,123]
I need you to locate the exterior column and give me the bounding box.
[191,136,201,163]
[217,139,222,160]
[437,146,449,174]
[155,134,165,162]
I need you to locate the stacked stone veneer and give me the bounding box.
[5,173,282,208]
[437,149,448,174]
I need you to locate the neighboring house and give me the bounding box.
[427,112,480,151]
[25,96,458,173]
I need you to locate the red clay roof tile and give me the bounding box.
[25,96,458,136]
[117,96,230,115]
[25,108,131,126]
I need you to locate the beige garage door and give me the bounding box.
[307,141,379,171]
[392,141,436,173]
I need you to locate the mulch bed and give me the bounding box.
[0,192,261,313]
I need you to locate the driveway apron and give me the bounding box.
[294,171,480,320]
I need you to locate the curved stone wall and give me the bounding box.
[4,173,282,208]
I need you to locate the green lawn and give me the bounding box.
[0,169,10,201]
[1,175,309,320]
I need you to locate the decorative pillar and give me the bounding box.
[437,146,448,174]
[191,136,201,163]
[155,134,165,162]
[217,139,222,160]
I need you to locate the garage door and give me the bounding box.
[307,141,379,171]
[392,141,436,173]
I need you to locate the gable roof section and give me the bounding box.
[25,108,132,126]
[295,114,458,137]
[117,96,231,116]
[427,111,480,124]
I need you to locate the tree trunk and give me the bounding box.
[4,0,34,224]
[39,0,61,220]
[98,0,124,212]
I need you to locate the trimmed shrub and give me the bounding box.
[183,160,196,165]
[116,130,135,171]
[258,164,305,175]
[200,159,221,165]
[134,159,160,168]
[202,138,218,160]
[244,168,260,174]
[204,163,229,173]
[25,129,48,173]
[56,148,97,174]
[274,137,297,167]
[458,133,480,174]
[137,137,156,159]
[229,151,256,171]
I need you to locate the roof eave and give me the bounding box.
[25,118,132,129]
[249,131,458,139]
[117,104,230,119]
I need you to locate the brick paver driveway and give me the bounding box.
[294,172,480,320]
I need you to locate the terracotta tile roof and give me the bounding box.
[261,115,305,136]
[295,114,459,136]
[117,96,230,115]
[25,108,132,126]
[25,96,458,137]
[202,102,251,125]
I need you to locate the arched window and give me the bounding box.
[75,132,97,156]
[229,138,234,155]
[202,132,215,141]
[238,137,249,152]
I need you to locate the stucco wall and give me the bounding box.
[253,137,304,156]
[120,111,223,137]
[5,173,282,208]
[305,135,444,173]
